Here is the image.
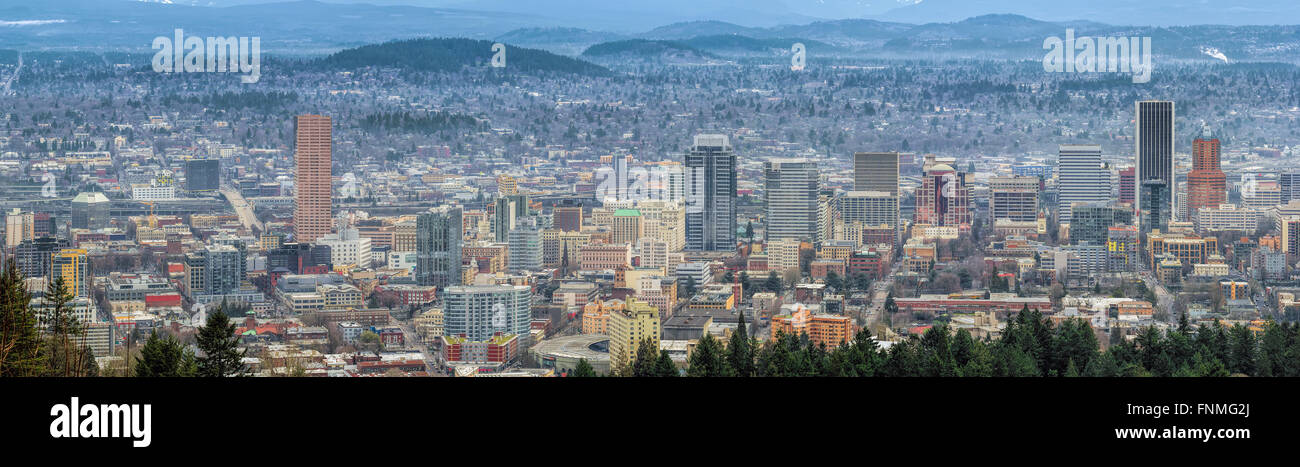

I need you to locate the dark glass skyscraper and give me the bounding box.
[684,134,736,251]
[416,206,463,289]
[185,158,220,192]
[1135,100,1175,229]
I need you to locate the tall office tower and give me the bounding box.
[1057,145,1110,224]
[185,158,220,192]
[1282,170,1300,205]
[15,237,66,279]
[210,234,249,282]
[1069,203,1134,245]
[764,158,820,242]
[1187,130,1226,217]
[837,191,899,246]
[663,163,685,201]
[1118,167,1136,206]
[684,134,737,251]
[914,163,972,227]
[1136,100,1175,228]
[441,285,532,341]
[553,204,583,232]
[4,208,33,248]
[497,174,517,197]
[493,194,529,242]
[613,155,630,200]
[507,217,542,273]
[854,152,900,195]
[611,209,644,244]
[294,115,333,243]
[202,244,243,295]
[50,249,91,299]
[989,176,1040,222]
[416,206,463,289]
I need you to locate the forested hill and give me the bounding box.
[316,38,612,76]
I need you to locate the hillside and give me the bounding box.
[318,38,611,75]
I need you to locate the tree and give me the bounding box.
[0,259,42,376]
[655,350,678,377]
[765,271,782,295]
[45,276,87,377]
[687,333,730,377]
[726,311,755,377]
[744,221,755,243]
[632,339,659,377]
[570,358,597,377]
[825,272,843,292]
[196,311,247,377]
[135,332,197,377]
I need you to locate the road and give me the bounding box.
[221,186,264,233]
[1137,268,1175,323]
[2,51,20,95]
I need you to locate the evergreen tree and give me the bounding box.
[570,358,596,377]
[687,333,729,376]
[135,332,198,377]
[196,310,247,377]
[726,311,754,377]
[0,259,42,376]
[655,350,678,377]
[632,339,659,377]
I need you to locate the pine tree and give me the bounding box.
[0,259,42,377]
[44,276,84,377]
[726,311,754,377]
[632,339,658,377]
[687,333,729,377]
[196,310,247,377]
[136,331,198,377]
[655,350,678,377]
[570,358,596,377]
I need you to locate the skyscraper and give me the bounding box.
[507,217,542,273]
[914,163,971,228]
[1136,100,1175,229]
[1118,166,1136,206]
[51,249,91,299]
[1281,170,1300,205]
[989,176,1040,223]
[416,206,463,289]
[685,134,736,251]
[1057,145,1110,224]
[294,115,333,243]
[764,158,820,242]
[1187,129,1226,217]
[185,158,220,192]
[442,285,532,342]
[854,152,899,195]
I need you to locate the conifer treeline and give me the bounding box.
[582,306,1300,377]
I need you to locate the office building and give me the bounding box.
[416,206,463,288]
[294,115,333,243]
[1136,100,1175,228]
[507,217,542,273]
[1057,144,1110,224]
[764,158,820,242]
[854,152,899,195]
[185,158,220,192]
[441,285,532,342]
[1187,131,1226,215]
[684,134,737,251]
[989,176,1040,223]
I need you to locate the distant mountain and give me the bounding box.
[580,39,719,65]
[638,21,769,40]
[320,38,611,75]
[495,27,629,56]
[876,0,1300,27]
[678,35,844,55]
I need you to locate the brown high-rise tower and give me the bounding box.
[294,115,332,243]
[1187,130,1225,217]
